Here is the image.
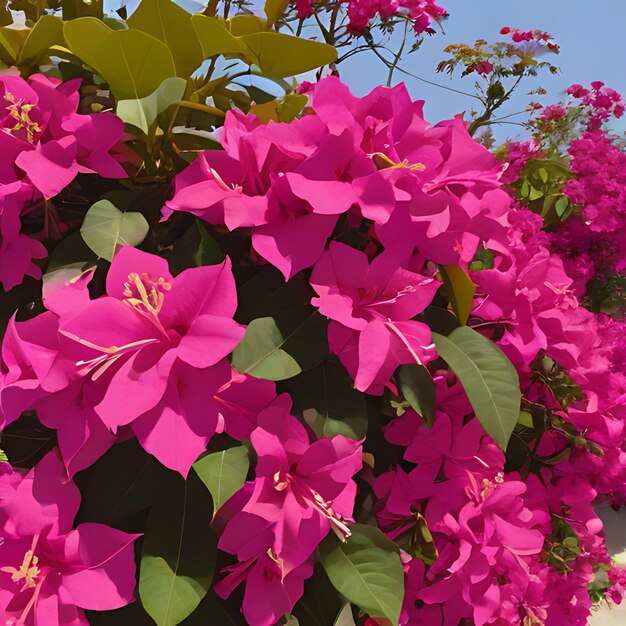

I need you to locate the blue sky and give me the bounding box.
[338,0,626,137]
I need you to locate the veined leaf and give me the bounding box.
[63,17,113,72]
[117,77,187,134]
[239,31,337,77]
[80,200,149,261]
[432,326,521,449]
[139,473,217,626]
[127,0,203,78]
[191,15,257,64]
[320,524,404,626]
[193,446,249,518]
[17,15,65,65]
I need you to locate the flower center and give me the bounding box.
[1,549,40,591]
[1,535,48,626]
[1,91,41,144]
[123,272,171,318]
[368,151,426,171]
[278,473,353,542]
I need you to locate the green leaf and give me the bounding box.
[439,264,476,325]
[0,27,28,64]
[80,200,149,261]
[232,312,327,381]
[528,185,544,201]
[320,524,404,626]
[398,364,436,427]
[264,0,290,26]
[283,359,367,440]
[239,32,337,77]
[99,29,177,100]
[555,196,569,217]
[191,15,257,64]
[63,17,113,72]
[127,0,203,78]
[0,448,8,463]
[117,76,187,134]
[139,473,217,626]
[193,220,224,266]
[16,15,65,65]
[193,446,249,517]
[432,326,521,449]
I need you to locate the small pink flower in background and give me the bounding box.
[1,247,246,476]
[540,104,567,121]
[0,451,138,626]
[310,242,439,392]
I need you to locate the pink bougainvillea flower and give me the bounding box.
[214,552,313,626]
[165,109,364,279]
[0,74,125,199]
[219,394,362,572]
[0,247,246,476]
[0,451,138,625]
[310,242,439,392]
[0,181,46,291]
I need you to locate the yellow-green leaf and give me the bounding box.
[190,15,257,64]
[0,27,29,64]
[127,0,203,78]
[228,14,267,36]
[264,0,290,26]
[16,15,65,64]
[439,265,477,325]
[97,29,176,100]
[80,200,149,261]
[249,92,307,123]
[63,17,113,71]
[240,31,337,77]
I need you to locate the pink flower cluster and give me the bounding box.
[215,395,362,624]
[292,0,448,33]
[1,72,625,625]
[0,451,138,625]
[0,74,126,290]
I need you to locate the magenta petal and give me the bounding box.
[284,173,357,215]
[354,319,391,391]
[253,212,337,280]
[218,511,275,560]
[0,451,80,537]
[177,315,244,368]
[160,258,238,327]
[61,523,139,610]
[16,136,79,198]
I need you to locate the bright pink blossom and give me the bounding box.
[310,242,439,392]
[0,247,246,476]
[0,451,138,625]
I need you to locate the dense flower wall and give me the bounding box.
[0,2,624,625]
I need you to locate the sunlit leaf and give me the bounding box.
[80,200,149,261]
[127,0,203,78]
[439,264,476,325]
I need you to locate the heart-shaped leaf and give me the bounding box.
[80,200,149,261]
